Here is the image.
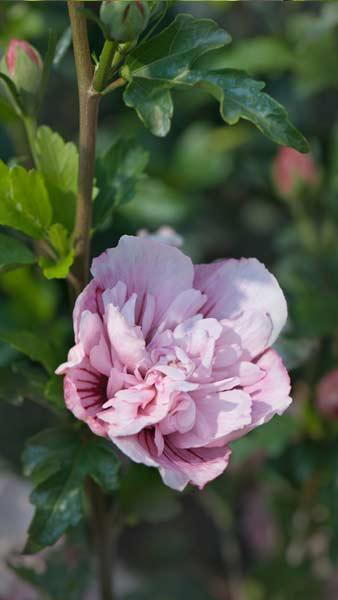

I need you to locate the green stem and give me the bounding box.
[93,40,118,93]
[23,116,38,167]
[101,77,126,96]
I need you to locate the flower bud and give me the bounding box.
[1,39,43,113]
[273,146,319,199]
[100,0,150,42]
[316,369,338,420]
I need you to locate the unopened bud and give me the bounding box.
[100,0,150,42]
[273,146,319,199]
[1,39,43,113]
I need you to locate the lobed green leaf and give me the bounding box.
[36,126,78,232]
[122,13,307,151]
[23,427,120,551]
[0,161,52,238]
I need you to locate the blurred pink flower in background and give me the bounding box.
[316,369,338,419]
[273,146,319,198]
[57,236,291,491]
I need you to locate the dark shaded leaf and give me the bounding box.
[23,427,119,551]
[0,233,35,271]
[122,14,307,150]
[0,329,59,373]
[94,138,148,228]
[0,361,47,406]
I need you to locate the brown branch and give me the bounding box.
[68,0,100,290]
[67,5,115,600]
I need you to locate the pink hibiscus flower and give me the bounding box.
[56,236,291,491]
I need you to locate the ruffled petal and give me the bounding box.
[194,258,287,348]
[169,389,252,448]
[91,236,194,327]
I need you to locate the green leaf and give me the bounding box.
[198,70,308,151]
[48,222,70,256]
[85,436,120,493]
[124,13,231,78]
[94,138,149,228]
[0,329,59,373]
[44,375,67,413]
[36,126,78,231]
[122,14,307,151]
[0,233,35,271]
[23,428,119,551]
[0,161,52,238]
[0,96,19,122]
[124,79,173,137]
[39,251,74,280]
[0,361,47,406]
[0,72,24,114]
[38,251,74,280]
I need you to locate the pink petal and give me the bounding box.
[89,336,112,377]
[243,349,292,428]
[158,442,232,490]
[91,236,194,327]
[105,304,149,372]
[170,389,252,448]
[73,280,103,342]
[194,258,287,348]
[222,349,292,446]
[111,432,232,491]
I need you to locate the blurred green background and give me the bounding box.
[1,2,338,599]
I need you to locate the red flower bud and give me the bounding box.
[316,369,338,420]
[5,39,42,76]
[273,146,319,199]
[1,39,43,114]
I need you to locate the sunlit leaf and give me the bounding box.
[0,161,52,238]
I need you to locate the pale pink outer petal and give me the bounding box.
[210,349,292,448]
[169,389,252,449]
[111,432,232,491]
[194,258,287,349]
[243,349,292,429]
[91,236,194,326]
[158,443,232,490]
[55,344,84,374]
[222,311,273,360]
[73,280,103,342]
